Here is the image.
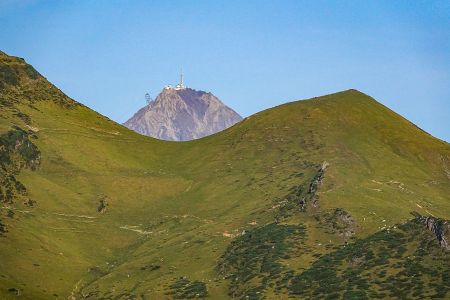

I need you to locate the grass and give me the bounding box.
[0,50,449,299]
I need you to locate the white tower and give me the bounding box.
[175,68,185,90]
[180,68,184,87]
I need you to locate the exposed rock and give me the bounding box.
[23,198,35,207]
[124,88,242,141]
[414,213,450,251]
[323,208,356,238]
[348,255,366,267]
[0,127,40,204]
[140,264,161,271]
[308,161,329,195]
[97,196,108,213]
[7,288,21,296]
[299,161,329,211]
[275,162,330,220]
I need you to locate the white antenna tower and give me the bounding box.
[180,68,184,87]
[175,68,185,90]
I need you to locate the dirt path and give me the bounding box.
[52,212,97,219]
[120,225,152,235]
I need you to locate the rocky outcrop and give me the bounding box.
[299,161,329,211]
[124,88,242,141]
[323,208,356,238]
[415,215,450,251]
[97,196,108,213]
[0,127,41,236]
[0,127,40,205]
[276,162,330,220]
[140,263,160,271]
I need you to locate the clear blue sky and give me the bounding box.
[1,0,449,142]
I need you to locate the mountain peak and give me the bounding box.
[0,51,41,90]
[124,87,242,141]
[0,50,77,109]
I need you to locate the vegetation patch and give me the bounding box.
[0,218,7,236]
[166,277,208,299]
[0,63,19,89]
[288,219,450,299]
[217,223,307,299]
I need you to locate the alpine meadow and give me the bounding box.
[1,50,450,299]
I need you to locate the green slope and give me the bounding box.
[0,51,449,299]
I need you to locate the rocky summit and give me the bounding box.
[124,87,242,141]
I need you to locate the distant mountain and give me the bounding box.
[124,87,242,141]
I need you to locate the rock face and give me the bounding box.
[300,161,329,211]
[324,208,356,238]
[123,88,242,141]
[417,215,450,251]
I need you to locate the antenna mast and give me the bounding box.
[175,68,185,90]
[180,68,184,87]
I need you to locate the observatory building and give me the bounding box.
[165,70,186,91]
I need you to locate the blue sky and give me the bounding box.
[1,0,449,142]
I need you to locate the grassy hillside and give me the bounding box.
[0,51,449,299]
